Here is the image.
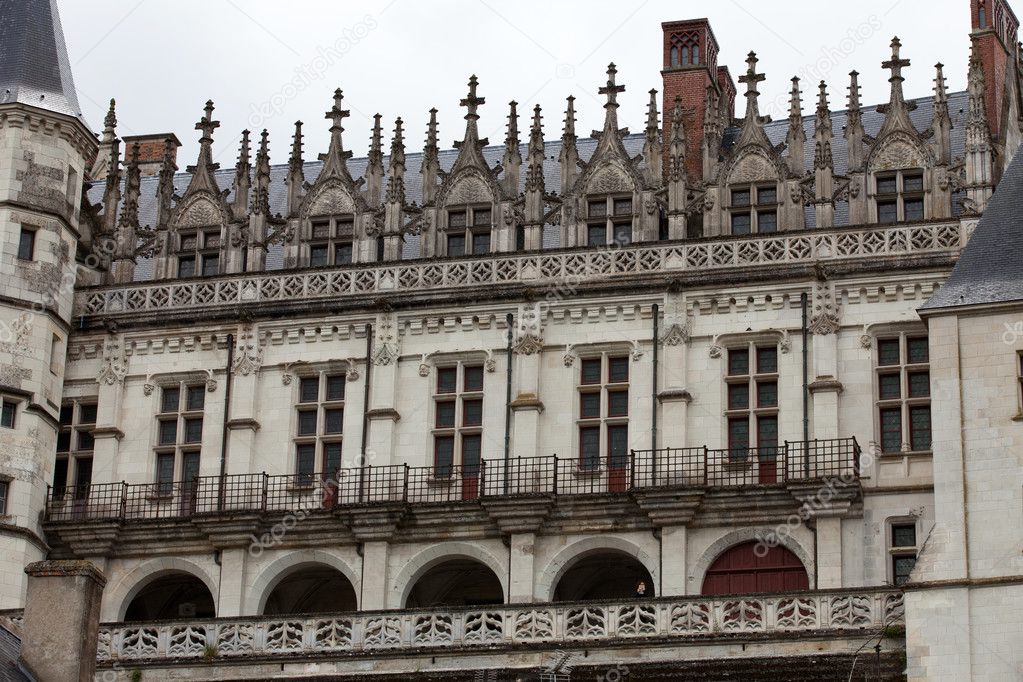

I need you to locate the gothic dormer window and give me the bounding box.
[177,227,221,277]
[586,196,633,247]
[728,184,778,235]
[875,170,924,224]
[307,215,355,267]
[445,206,492,257]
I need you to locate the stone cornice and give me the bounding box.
[0,103,99,160]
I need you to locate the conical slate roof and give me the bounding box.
[922,145,1023,311]
[0,0,85,123]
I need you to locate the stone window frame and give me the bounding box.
[575,350,630,473]
[886,517,919,587]
[53,399,98,501]
[585,195,635,247]
[728,183,778,235]
[873,168,925,225]
[873,330,931,455]
[723,341,780,462]
[444,205,494,257]
[292,367,348,486]
[175,225,223,278]
[668,30,701,68]
[1015,351,1023,421]
[0,476,9,516]
[153,380,207,494]
[0,396,18,430]
[431,361,485,478]
[306,214,357,268]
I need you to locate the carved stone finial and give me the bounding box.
[525,104,545,192]
[735,51,770,149]
[183,100,221,196]
[253,129,271,216]
[102,98,117,140]
[668,95,687,182]
[386,117,406,205]
[287,120,305,216]
[599,63,625,109]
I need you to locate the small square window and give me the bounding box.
[1,401,15,429]
[437,367,458,394]
[310,244,329,267]
[462,399,483,426]
[436,401,456,428]
[201,254,219,277]
[908,371,930,398]
[757,186,777,205]
[587,224,606,247]
[471,231,491,255]
[336,220,355,238]
[78,431,95,451]
[299,377,319,403]
[473,209,492,227]
[180,234,198,251]
[326,375,345,402]
[580,359,602,385]
[879,374,901,400]
[311,221,331,239]
[297,410,318,436]
[161,388,180,413]
[17,228,36,261]
[580,392,600,419]
[579,426,601,470]
[335,242,353,265]
[447,234,466,257]
[757,347,778,374]
[878,339,901,366]
[757,211,777,233]
[907,338,929,364]
[731,189,751,207]
[612,198,632,216]
[324,408,344,434]
[757,381,778,408]
[204,230,221,249]
[731,212,751,235]
[877,176,898,194]
[728,349,750,376]
[903,174,924,192]
[878,201,898,224]
[59,404,74,425]
[588,201,607,218]
[608,357,629,383]
[296,443,316,479]
[464,366,484,392]
[904,199,924,221]
[186,386,205,411]
[158,419,178,445]
[183,417,203,443]
[892,523,917,548]
[607,390,629,417]
[728,383,749,410]
[893,555,916,586]
[178,256,196,278]
[613,222,632,246]
[448,211,467,228]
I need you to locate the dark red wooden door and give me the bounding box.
[701,542,809,595]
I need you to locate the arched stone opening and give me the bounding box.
[123,571,216,622]
[262,565,358,615]
[553,550,655,602]
[701,541,809,595]
[404,559,504,609]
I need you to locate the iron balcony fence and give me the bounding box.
[45,438,860,522]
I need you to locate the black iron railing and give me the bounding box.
[44,438,860,522]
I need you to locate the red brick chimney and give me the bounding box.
[123,133,182,177]
[661,19,735,182]
[970,0,1020,144]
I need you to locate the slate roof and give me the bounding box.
[0,622,34,682]
[921,142,1023,311]
[0,0,86,123]
[89,89,971,281]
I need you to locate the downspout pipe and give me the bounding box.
[801,292,810,476]
[503,312,513,494]
[218,333,234,510]
[651,303,659,485]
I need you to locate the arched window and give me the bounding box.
[681,46,691,66]
[979,5,987,28]
[670,46,679,67]
[693,44,700,64]
[702,542,809,595]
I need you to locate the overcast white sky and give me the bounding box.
[60,0,975,168]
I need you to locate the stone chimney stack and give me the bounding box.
[20,561,106,682]
[122,133,182,177]
[660,18,736,182]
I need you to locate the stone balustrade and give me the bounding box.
[75,220,966,318]
[96,589,904,664]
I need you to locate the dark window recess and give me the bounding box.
[904,199,924,221]
[757,347,778,374]
[296,444,316,482]
[310,244,329,267]
[297,410,317,436]
[731,213,752,235]
[464,366,484,392]
[893,555,916,586]
[434,435,454,477]
[324,408,344,434]
[471,232,491,255]
[17,228,36,261]
[326,376,345,401]
[880,408,902,453]
[728,349,750,376]
[336,242,354,265]
[587,224,605,246]
[607,390,629,417]
[608,357,629,383]
[447,234,465,257]
[878,340,901,366]
[728,383,749,410]
[580,392,600,419]
[579,427,600,470]
[436,401,456,428]
[909,406,932,451]
[892,524,916,548]
[178,256,196,278]
[758,211,777,233]
[731,189,751,207]
[299,377,319,403]
[0,401,15,429]
[201,255,219,277]
[437,367,458,394]
[878,201,898,224]
[907,338,929,364]
[877,176,898,194]
[613,223,632,246]
[580,359,602,385]
[0,480,8,515]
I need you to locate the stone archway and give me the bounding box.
[701,541,809,595]
[110,557,219,622]
[538,536,659,603]
[247,550,361,615]
[123,571,216,622]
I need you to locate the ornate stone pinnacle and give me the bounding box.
[789,77,802,119]
[599,63,625,108]
[817,80,829,114]
[739,52,765,96]
[103,98,117,132]
[461,75,485,120]
[197,100,219,141]
[934,62,948,102]
[325,88,350,132]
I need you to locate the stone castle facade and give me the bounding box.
[0,0,1021,679]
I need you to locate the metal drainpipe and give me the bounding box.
[503,312,513,494]
[360,323,373,505]
[218,333,234,511]
[651,303,659,472]
[801,292,810,474]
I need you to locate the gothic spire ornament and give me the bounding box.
[366,113,385,205]
[421,108,440,204]
[559,95,578,194]
[386,116,406,205]
[287,120,305,216]
[503,100,522,195]
[316,88,356,184]
[877,37,917,139]
[643,88,662,185]
[786,76,805,175]
[232,129,252,219]
[183,100,222,197]
[931,62,952,165]
[448,75,492,176]
[735,52,771,149]
[668,95,686,183]
[253,129,272,216]
[525,104,545,192]
[845,70,865,171]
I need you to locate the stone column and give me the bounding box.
[509,349,542,460]
[366,314,400,466]
[362,541,390,610]
[217,548,247,617]
[658,296,692,455]
[660,525,689,596]
[21,560,106,682]
[508,533,536,603]
[809,332,842,440]
[226,371,260,475]
[91,379,125,482]
[814,516,843,588]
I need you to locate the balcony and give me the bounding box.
[94,588,904,675]
[45,438,860,523]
